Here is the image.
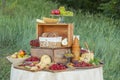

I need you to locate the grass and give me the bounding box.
[0,0,120,80]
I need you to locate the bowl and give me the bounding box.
[6,56,29,65]
[43,17,59,24]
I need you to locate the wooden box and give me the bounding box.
[31,47,71,64]
[36,23,74,47]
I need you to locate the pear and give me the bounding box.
[17,54,23,58]
[11,54,17,58]
[11,52,18,58]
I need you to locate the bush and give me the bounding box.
[99,0,120,18]
[51,0,120,18]
[50,0,101,12]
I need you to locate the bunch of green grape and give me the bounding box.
[59,6,73,16]
[64,53,73,58]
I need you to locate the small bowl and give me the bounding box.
[6,56,29,65]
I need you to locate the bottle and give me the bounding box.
[72,37,81,62]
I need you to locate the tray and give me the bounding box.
[74,64,103,69]
[14,64,103,73]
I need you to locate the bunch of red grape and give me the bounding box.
[25,56,40,62]
[73,61,93,67]
[30,39,39,47]
[49,63,67,70]
[19,56,40,67]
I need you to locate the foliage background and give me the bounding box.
[0,0,120,80]
[50,0,120,18]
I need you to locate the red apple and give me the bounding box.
[54,9,60,15]
[51,10,55,15]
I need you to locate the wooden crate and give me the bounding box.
[31,47,71,64]
[36,23,74,47]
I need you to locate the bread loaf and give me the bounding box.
[41,32,59,37]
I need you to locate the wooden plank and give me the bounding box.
[31,48,54,61]
[37,23,69,25]
[68,24,74,47]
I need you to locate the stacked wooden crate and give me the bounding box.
[31,23,74,64]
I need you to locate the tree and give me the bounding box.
[99,0,120,18]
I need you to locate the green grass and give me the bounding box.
[0,0,120,80]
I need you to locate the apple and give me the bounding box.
[51,10,55,15]
[54,9,60,15]
[51,9,60,15]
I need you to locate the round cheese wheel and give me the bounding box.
[40,55,52,65]
[62,38,68,46]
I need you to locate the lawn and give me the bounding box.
[0,0,120,80]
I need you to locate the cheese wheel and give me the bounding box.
[62,38,68,46]
[36,55,51,69]
[40,55,51,65]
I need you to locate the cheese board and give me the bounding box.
[74,64,103,69]
[14,65,41,72]
[13,63,103,72]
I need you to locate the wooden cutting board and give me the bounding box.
[14,65,41,72]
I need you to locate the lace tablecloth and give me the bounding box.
[10,65,103,80]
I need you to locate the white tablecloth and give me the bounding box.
[10,66,103,80]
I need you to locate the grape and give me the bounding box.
[59,6,73,16]
[49,63,67,70]
[30,39,40,47]
[59,6,66,12]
